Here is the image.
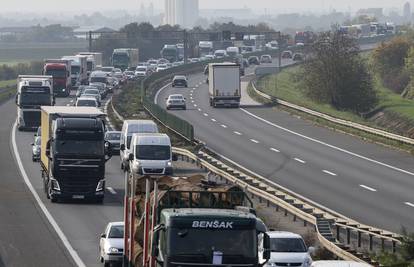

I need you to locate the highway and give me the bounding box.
[9,94,125,267]
[156,60,414,233]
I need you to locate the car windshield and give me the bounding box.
[77,99,96,107]
[101,67,113,72]
[106,132,121,140]
[270,238,307,253]
[84,89,99,95]
[56,140,103,155]
[45,69,66,78]
[170,95,183,100]
[136,145,170,160]
[168,228,256,258]
[108,225,124,238]
[20,87,51,106]
[137,68,147,71]
[91,77,107,83]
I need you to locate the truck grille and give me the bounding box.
[59,176,99,194]
[142,168,164,174]
[23,111,41,128]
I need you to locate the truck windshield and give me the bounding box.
[87,61,93,71]
[20,87,51,106]
[45,69,66,78]
[270,238,307,253]
[168,228,256,259]
[113,54,129,65]
[71,66,80,74]
[55,130,103,155]
[136,145,170,160]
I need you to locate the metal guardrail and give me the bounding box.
[251,80,414,145]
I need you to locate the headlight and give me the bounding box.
[96,179,105,192]
[51,179,61,191]
[107,247,120,253]
[166,161,172,167]
[304,257,312,267]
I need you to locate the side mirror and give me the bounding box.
[15,94,19,106]
[30,143,34,146]
[104,141,112,162]
[172,154,178,161]
[128,153,134,161]
[100,233,106,238]
[120,144,125,151]
[45,139,52,159]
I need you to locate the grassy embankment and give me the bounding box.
[252,62,414,152]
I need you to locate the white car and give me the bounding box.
[205,54,215,60]
[265,231,313,267]
[81,88,101,106]
[99,222,124,267]
[166,94,186,110]
[76,97,98,107]
[135,66,149,77]
[156,64,168,72]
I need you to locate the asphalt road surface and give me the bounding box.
[157,62,414,233]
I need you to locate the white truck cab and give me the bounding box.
[127,133,175,176]
[120,120,159,170]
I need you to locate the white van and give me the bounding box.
[214,50,227,58]
[128,133,176,176]
[120,120,159,170]
[226,46,239,57]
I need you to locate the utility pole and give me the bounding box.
[183,30,188,64]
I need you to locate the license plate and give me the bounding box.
[72,195,85,199]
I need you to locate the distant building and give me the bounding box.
[164,0,199,28]
[404,2,411,22]
[356,8,383,19]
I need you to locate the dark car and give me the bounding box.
[293,53,304,61]
[248,56,260,65]
[105,131,121,153]
[282,50,293,59]
[172,75,188,87]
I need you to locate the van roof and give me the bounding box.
[266,231,303,239]
[123,120,158,134]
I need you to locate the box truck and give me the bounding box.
[16,75,54,131]
[40,106,112,203]
[112,48,139,71]
[208,63,241,108]
[43,59,72,96]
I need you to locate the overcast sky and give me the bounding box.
[0,0,410,13]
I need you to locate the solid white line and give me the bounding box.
[107,187,117,195]
[240,108,414,177]
[221,124,227,128]
[270,147,280,152]
[234,131,242,135]
[294,158,306,164]
[203,113,208,117]
[211,119,216,122]
[250,139,259,144]
[11,122,86,267]
[154,82,172,105]
[405,202,414,208]
[323,170,337,176]
[359,184,377,192]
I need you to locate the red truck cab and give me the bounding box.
[43,60,71,97]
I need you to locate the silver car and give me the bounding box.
[81,88,101,106]
[99,222,124,267]
[166,94,186,110]
[31,136,41,162]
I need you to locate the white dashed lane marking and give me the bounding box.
[203,113,208,117]
[294,158,306,164]
[250,139,259,144]
[233,131,242,135]
[270,147,280,153]
[221,124,227,128]
[211,119,216,122]
[405,202,414,208]
[359,184,377,192]
[323,170,337,176]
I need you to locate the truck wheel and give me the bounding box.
[120,161,124,170]
[47,182,58,203]
[103,261,110,267]
[94,196,104,204]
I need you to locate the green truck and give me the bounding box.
[112,48,139,71]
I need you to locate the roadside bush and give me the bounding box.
[302,32,377,113]
[0,61,42,81]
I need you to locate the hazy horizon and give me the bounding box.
[0,0,412,14]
